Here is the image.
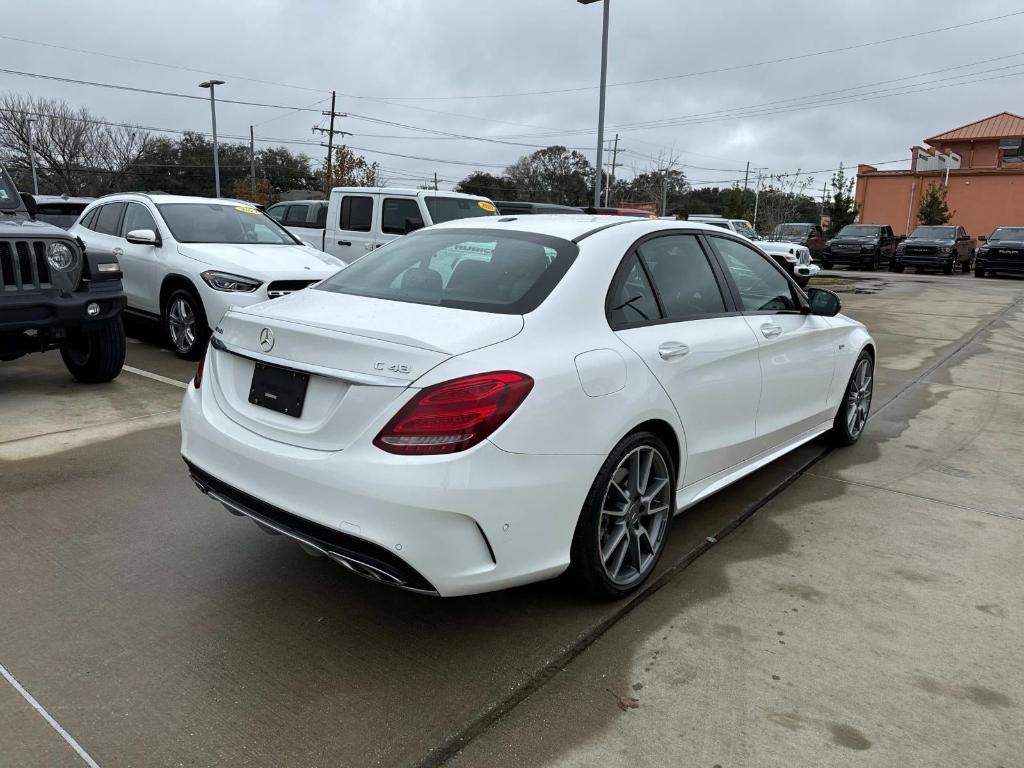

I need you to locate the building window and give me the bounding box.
[999,137,1023,164]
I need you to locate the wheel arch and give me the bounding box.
[160,273,201,313]
[627,418,683,486]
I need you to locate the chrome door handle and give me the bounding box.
[658,341,690,361]
[760,323,782,338]
[112,247,124,257]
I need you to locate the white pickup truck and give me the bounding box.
[267,188,498,261]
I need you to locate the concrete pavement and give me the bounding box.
[1,272,1021,767]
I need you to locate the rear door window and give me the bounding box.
[284,204,310,227]
[94,202,127,236]
[267,204,287,223]
[339,195,373,232]
[381,198,423,235]
[425,196,497,224]
[316,229,577,314]
[636,234,727,320]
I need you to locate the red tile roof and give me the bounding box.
[926,112,1024,144]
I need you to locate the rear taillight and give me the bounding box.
[374,371,534,455]
[193,346,207,389]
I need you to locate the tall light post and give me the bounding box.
[199,80,225,197]
[26,117,39,195]
[579,0,610,209]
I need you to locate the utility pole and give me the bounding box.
[433,172,439,191]
[660,171,669,217]
[578,0,611,208]
[26,118,39,195]
[605,133,621,206]
[314,91,349,193]
[743,161,750,192]
[752,169,764,230]
[249,125,256,199]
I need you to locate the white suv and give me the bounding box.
[71,194,343,359]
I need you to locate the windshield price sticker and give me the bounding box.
[235,205,260,215]
[478,201,497,213]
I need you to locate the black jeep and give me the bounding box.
[0,166,127,382]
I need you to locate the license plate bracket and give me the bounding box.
[249,362,309,418]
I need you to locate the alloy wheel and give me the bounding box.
[846,357,873,439]
[598,446,672,587]
[168,297,196,353]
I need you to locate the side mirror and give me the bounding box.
[807,287,842,317]
[403,217,425,235]
[978,235,987,242]
[19,192,37,218]
[125,228,160,246]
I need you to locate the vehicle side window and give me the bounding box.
[381,198,424,235]
[637,234,726,320]
[608,254,662,329]
[712,237,799,313]
[121,202,158,238]
[284,204,309,227]
[314,202,328,228]
[267,205,286,223]
[80,207,99,230]
[339,195,373,232]
[94,202,127,236]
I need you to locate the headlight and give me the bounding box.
[200,270,263,292]
[978,247,990,256]
[46,241,77,271]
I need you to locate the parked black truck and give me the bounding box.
[821,224,897,271]
[0,166,127,382]
[975,227,1024,278]
[891,225,976,275]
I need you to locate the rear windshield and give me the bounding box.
[425,196,498,224]
[910,226,955,238]
[0,168,20,210]
[837,225,881,237]
[316,228,578,314]
[158,203,296,244]
[989,227,1024,240]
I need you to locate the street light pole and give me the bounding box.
[200,80,225,197]
[579,0,610,209]
[26,118,39,195]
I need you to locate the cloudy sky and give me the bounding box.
[4,0,1022,194]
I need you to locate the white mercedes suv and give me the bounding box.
[181,215,875,599]
[71,194,343,359]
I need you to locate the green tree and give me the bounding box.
[505,145,593,205]
[455,171,516,200]
[723,185,752,219]
[323,145,384,188]
[917,182,954,225]
[825,163,857,237]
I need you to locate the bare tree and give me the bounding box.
[0,93,150,196]
[753,170,816,235]
[619,149,687,215]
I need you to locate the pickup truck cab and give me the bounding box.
[822,224,896,271]
[270,188,498,259]
[772,222,827,257]
[892,225,976,274]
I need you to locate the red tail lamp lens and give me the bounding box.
[374,371,534,455]
[193,346,207,389]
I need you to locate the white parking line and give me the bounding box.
[122,365,189,390]
[0,661,101,768]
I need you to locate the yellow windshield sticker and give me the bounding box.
[235,205,260,215]
[478,201,497,213]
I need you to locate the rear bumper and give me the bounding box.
[180,383,602,596]
[0,282,125,333]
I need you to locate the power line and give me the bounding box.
[371,10,1024,100]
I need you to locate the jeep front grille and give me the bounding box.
[0,241,51,291]
[267,279,319,299]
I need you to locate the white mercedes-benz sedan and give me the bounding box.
[181,216,874,598]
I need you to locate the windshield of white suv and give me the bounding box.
[910,226,955,239]
[989,227,1024,241]
[775,224,812,237]
[731,220,756,238]
[425,197,498,224]
[0,168,20,211]
[316,228,578,314]
[837,225,881,237]
[157,203,296,245]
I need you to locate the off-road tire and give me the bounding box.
[60,316,126,383]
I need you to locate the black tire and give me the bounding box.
[570,431,676,600]
[961,253,973,273]
[942,261,954,275]
[889,260,904,273]
[830,350,874,447]
[163,287,208,361]
[60,316,126,383]
[822,259,833,270]
[974,265,986,278]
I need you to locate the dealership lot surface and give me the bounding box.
[2,273,1022,767]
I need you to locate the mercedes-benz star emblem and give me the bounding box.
[259,327,275,352]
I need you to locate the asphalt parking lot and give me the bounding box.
[2,271,1022,767]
